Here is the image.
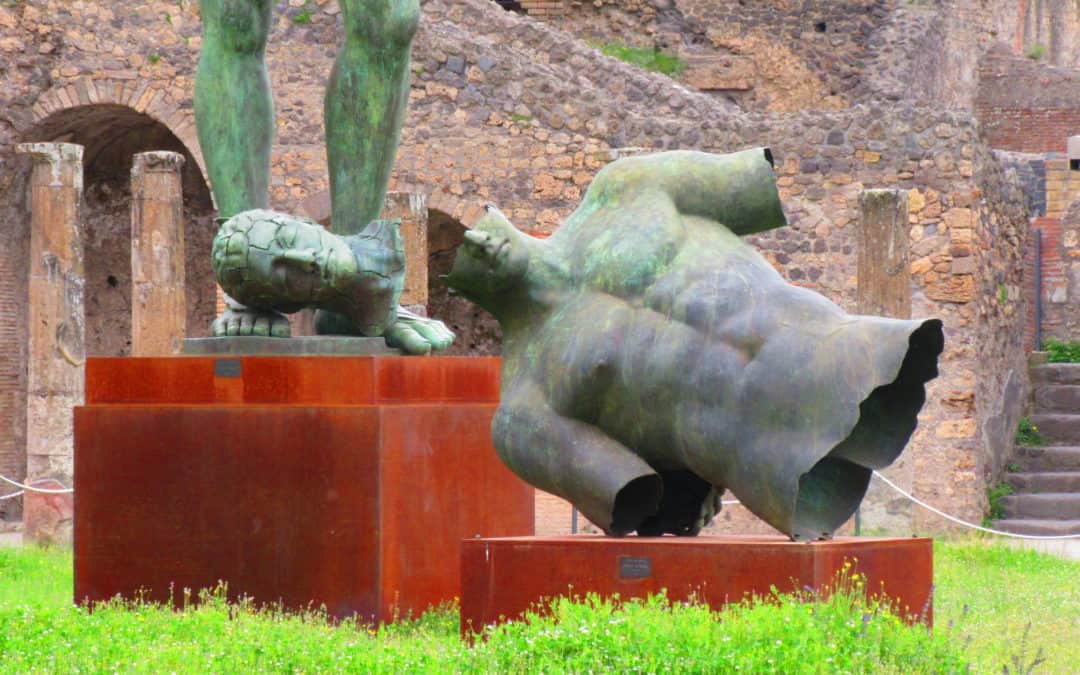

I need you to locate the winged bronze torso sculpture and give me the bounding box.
[445,148,943,541]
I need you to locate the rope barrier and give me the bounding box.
[868,471,1080,541]
[715,471,1079,540]
[0,474,73,494]
[0,470,1076,540]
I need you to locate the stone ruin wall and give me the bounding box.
[1052,202,1080,340]
[519,0,890,113]
[0,0,1034,533]
[976,44,1080,155]
[520,0,1080,111]
[1018,0,1080,68]
[975,43,1080,347]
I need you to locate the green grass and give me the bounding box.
[1,541,1077,672]
[1043,337,1080,363]
[935,540,1079,673]
[593,41,686,77]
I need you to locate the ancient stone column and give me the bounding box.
[855,188,913,535]
[382,191,428,313]
[131,151,186,355]
[857,189,911,319]
[16,142,85,545]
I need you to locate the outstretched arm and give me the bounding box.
[563,148,787,236]
[493,381,662,536]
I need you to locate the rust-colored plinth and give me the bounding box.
[461,535,933,634]
[75,356,534,623]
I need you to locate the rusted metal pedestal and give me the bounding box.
[461,535,932,634]
[74,356,534,622]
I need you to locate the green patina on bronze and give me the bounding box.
[194,0,274,220]
[194,0,449,354]
[325,0,419,235]
[446,148,945,541]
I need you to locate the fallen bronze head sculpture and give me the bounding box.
[445,148,943,541]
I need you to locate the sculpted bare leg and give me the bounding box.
[196,0,287,336]
[318,0,452,351]
[196,0,454,351]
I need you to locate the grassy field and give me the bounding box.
[0,540,1075,673]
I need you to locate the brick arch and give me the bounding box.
[16,83,220,362]
[390,181,487,228]
[21,76,207,182]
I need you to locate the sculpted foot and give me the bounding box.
[385,307,455,355]
[212,296,290,337]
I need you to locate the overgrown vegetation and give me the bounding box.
[1043,337,1080,363]
[1025,42,1047,60]
[984,481,1015,522]
[1,542,1077,672]
[1015,416,1045,446]
[593,41,686,78]
[292,3,313,24]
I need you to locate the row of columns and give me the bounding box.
[15,142,913,541]
[15,143,186,544]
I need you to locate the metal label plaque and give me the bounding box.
[214,359,242,379]
[618,556,652,579]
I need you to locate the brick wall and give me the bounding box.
[976,43,1080,154]
[1032,201,1080,345]
[1046,157,1080,218]
[978,109,1080,154]
[520,0,566,17]
[1029,216,1065,345]
[0,160,29,520]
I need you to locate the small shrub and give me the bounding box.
[594,41,686,77]
[1025,43,1046,60]
[148,53,161,65]
[510,113,532,124]
[293,8,313,24]
[985,481,1014,522]
[1014,417,1044,446]
[1043,337,1080,362]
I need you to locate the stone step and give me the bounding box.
[1031,363,1080,386]
[1027,416,1080,445]
[1012,446,1080,471]
[999,493,1080,520]
[1006,472,1080,493]
[1032,385,1080,413]
[992,519,1080,536]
